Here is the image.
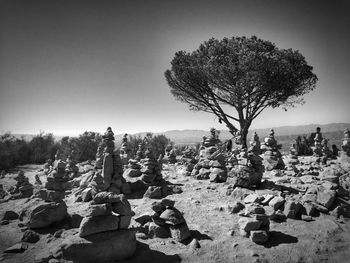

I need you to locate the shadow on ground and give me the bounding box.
[263,231,298,248]
[120,241,182,263]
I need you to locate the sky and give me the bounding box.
[0,0,350,136]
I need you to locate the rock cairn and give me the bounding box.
[261,129,284,171]
[120,133,131,166]
[227,145,264,188]
[135,199,192,242]
[238,203,270,244]
[41,160,71,201]
[179,146,197,176]
[89,127,129,197]
[312,133,323,157]
[65,150,79,178]
[191,128,227,182]
[140,148,163,184]
[163,144,177,164]
[54,191,136,262]
[248,132,261,155]
[10,171,33,199]
[340,129,350,161]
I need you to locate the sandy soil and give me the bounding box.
[1,164,350,263]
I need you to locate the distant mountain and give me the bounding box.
[7,123,350,146]
[157,123,350,145]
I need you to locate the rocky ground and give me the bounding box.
[1,159,350,263]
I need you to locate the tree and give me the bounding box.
[165,36,317,147]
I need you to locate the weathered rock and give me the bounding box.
[144,186,163,199]
[93,191,121,204]
[316,189,336,209]
[3,210,19,221]
[81,188,92,202]
[229,202,245,213]
[123,168,142,178]
[238,217,262,232]
[28,201,68,229]
[250,230,269,244]
[22,230,40,243]
[79,215,120,237]
[169,222,191,242]
[35,189,66,202]
[111,195,133,216]
[53,229,136,263]
[148,222,170,238]
[269,196,285,210]
[134,213,152,225]
[159,208,185,225]
[4,243,28,253]
[283,200,302,219]
[86,203,112,217]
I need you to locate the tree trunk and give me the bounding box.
[240,120,251,149]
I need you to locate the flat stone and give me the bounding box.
[86,203,112,217]
[4,243,28,253]
[238,217,262,231]
[79,215,120,237]
[135,213,152,225]
[244,194,260,204]
[159,208,185,225]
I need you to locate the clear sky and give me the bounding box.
[0,0,349,136]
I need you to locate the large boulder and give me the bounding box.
[27,201,68,229]
[52,229,136,263]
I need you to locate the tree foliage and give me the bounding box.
[165,36,318,146]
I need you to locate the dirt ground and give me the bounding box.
[1,164,350,263]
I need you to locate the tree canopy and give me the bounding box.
[165,36,318,147]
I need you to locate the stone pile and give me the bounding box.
[87,127,130,199]
[179,146,197,176]
[10,171,33,199]
[238,203,270,244]
[340,129,350,162]
[35,160,71,202]
[191,128,227,182]
[53,191,136,262]
[65,150,79,179]
[123,159,142,178]
[163,144,177,164]
[140,149,163,184]
[135,199,192,242]
[120,133,131,166]
[312,133,323,157]
[261,129,284,171]
[227,145,264,188]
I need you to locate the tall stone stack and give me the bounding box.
[180,146,197,176]
[227,146,264,188]
[191,128,227,182]
[163,144,177,164]
[312,133,323,157]
[261,129,284,171]
[65,150,79,179]
[340,129,350,162]
[120,133,131,166]
[42,160,71,201]
[10,170,33,199]
[89,127,129,196]
[140,149,163,184]
[54,191,136,262]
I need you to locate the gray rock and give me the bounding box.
[79,215,120,237]
[3,210,19,221]
[86,203,112,217]
[81,188,92,202]
[159,208,185,225]
[250,230,269,244]
[22,230,40,243]
[52,229,136,263]
[170,222,191,242]
[148,222,170,238]
[316,189,336,209]
[268,196,285,210]
[238,217,262,232]
[28,201,68,229]
[283,200,302,219]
